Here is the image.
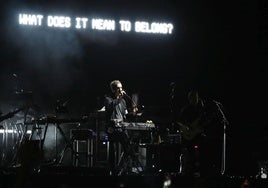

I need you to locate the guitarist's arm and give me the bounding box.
[176,119,190,131]
[177,116,204,141]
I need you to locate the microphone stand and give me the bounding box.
[215,101,229,176]
[169,83,176,134]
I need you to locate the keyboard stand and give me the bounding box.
[116,140,144,175]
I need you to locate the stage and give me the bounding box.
[1,165,268,188]
[0,118,267,187]
[0,0,266,187]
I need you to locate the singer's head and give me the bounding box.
[110,80,123,97]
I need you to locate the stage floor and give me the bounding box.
[1,165,268,188]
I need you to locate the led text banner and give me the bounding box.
[18,13,174,34]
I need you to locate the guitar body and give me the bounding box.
[178,117,204,141]
[178,112,214,141]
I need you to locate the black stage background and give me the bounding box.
[0,0,266,179]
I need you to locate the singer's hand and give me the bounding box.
[121,90,126,96]
[133,106,138,113]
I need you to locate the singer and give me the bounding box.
[104,79,139,175]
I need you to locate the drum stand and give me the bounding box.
[10,119,49,171]
[54,123,76,166]
[9,108,32,167]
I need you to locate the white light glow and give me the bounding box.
[0,129,31,134]
[91,19,115,31]
[18,12,174,35]
[135,21,173,34]
[47,15,71,28]
[0,129,18,134]
[163,179,171,187]
[19,14,43,26]
[261,173,267,179]
[119,20,131,32]
[75,17,88,29]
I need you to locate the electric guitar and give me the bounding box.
[177,113,214,141]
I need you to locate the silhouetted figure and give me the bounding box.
[104,80,139,175]
[177,90,223,177]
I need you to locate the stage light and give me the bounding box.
[0,129,31,134]
[260,167,267,179]
[0,129,18,134]
[257,161,268,179]
[163,175,172,188]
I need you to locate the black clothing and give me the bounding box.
[104,94,128,122]
[104,93,135,175]
[179,101,205,128]
[178,99,223,177]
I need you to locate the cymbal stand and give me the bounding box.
[55,123,75,166]
[9,107,30,167]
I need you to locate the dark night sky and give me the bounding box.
[0,0,267,172]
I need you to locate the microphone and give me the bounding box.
[121,90,127,96]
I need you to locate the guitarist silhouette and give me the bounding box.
[177,90,222,177]
[176,90,211,177]
[177,90,209,141]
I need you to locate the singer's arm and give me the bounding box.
[104,95,125,109]
[125,94,139,114]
